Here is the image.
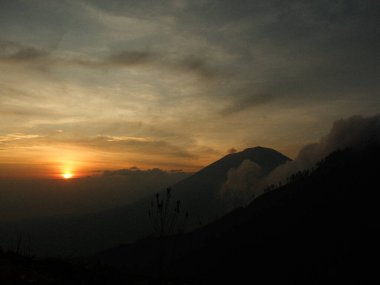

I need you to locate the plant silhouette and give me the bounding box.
[148,187,189,283]
[148,187,188,238]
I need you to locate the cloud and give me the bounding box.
[220,114,380,206]
[0,133,41,143]
[80,135,197,159]
[220,160,263,208]
[177,55,220,79]
[103,50,221,79]
[0,0,378,180]
[107,50,155,66]
[0,127,203,173]
[0,40,48,62]
[264,114,380,187]
[221,93,274,115]
[5,45,223,81]
[0,131,197,158]
[102,166,187,177]
[170,0,189,11]
[200,0,380,114]
[0,104,55,118]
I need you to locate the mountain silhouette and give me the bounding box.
[91,144,380,284]
[0,147,289,256]
[170,146,291,226]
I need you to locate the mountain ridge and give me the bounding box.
[0,146,290,256]
[91,144,380,284]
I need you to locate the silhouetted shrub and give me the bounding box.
[148,188,188,238]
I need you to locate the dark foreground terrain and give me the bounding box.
[1,144,379,284]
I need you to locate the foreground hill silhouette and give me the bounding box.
[93,144,380,284]
[1,144,379,284]
[0,249,139,284]
[0,147,289,256]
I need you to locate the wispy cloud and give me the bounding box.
[0,40,49,63]
[0,133,41,143]
[107,51,155,66]
[221,93,274,115]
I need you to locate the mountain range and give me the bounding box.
[0,147,290,256]
[2,142,378,284]
[91,144,380,284]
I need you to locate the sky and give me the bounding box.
[0,0,379,179]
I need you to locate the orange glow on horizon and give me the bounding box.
[0,142,209,179]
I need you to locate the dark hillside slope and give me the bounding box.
[95,145,380,284]
[177,146,380,284]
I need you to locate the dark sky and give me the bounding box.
[0,0,379,178]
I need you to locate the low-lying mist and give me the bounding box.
[0,168,190,221]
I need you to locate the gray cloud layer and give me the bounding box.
[0,0,379,175]
[0,40,48,62]
[2,0,378,108]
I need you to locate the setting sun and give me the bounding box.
[62,172,73,179]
